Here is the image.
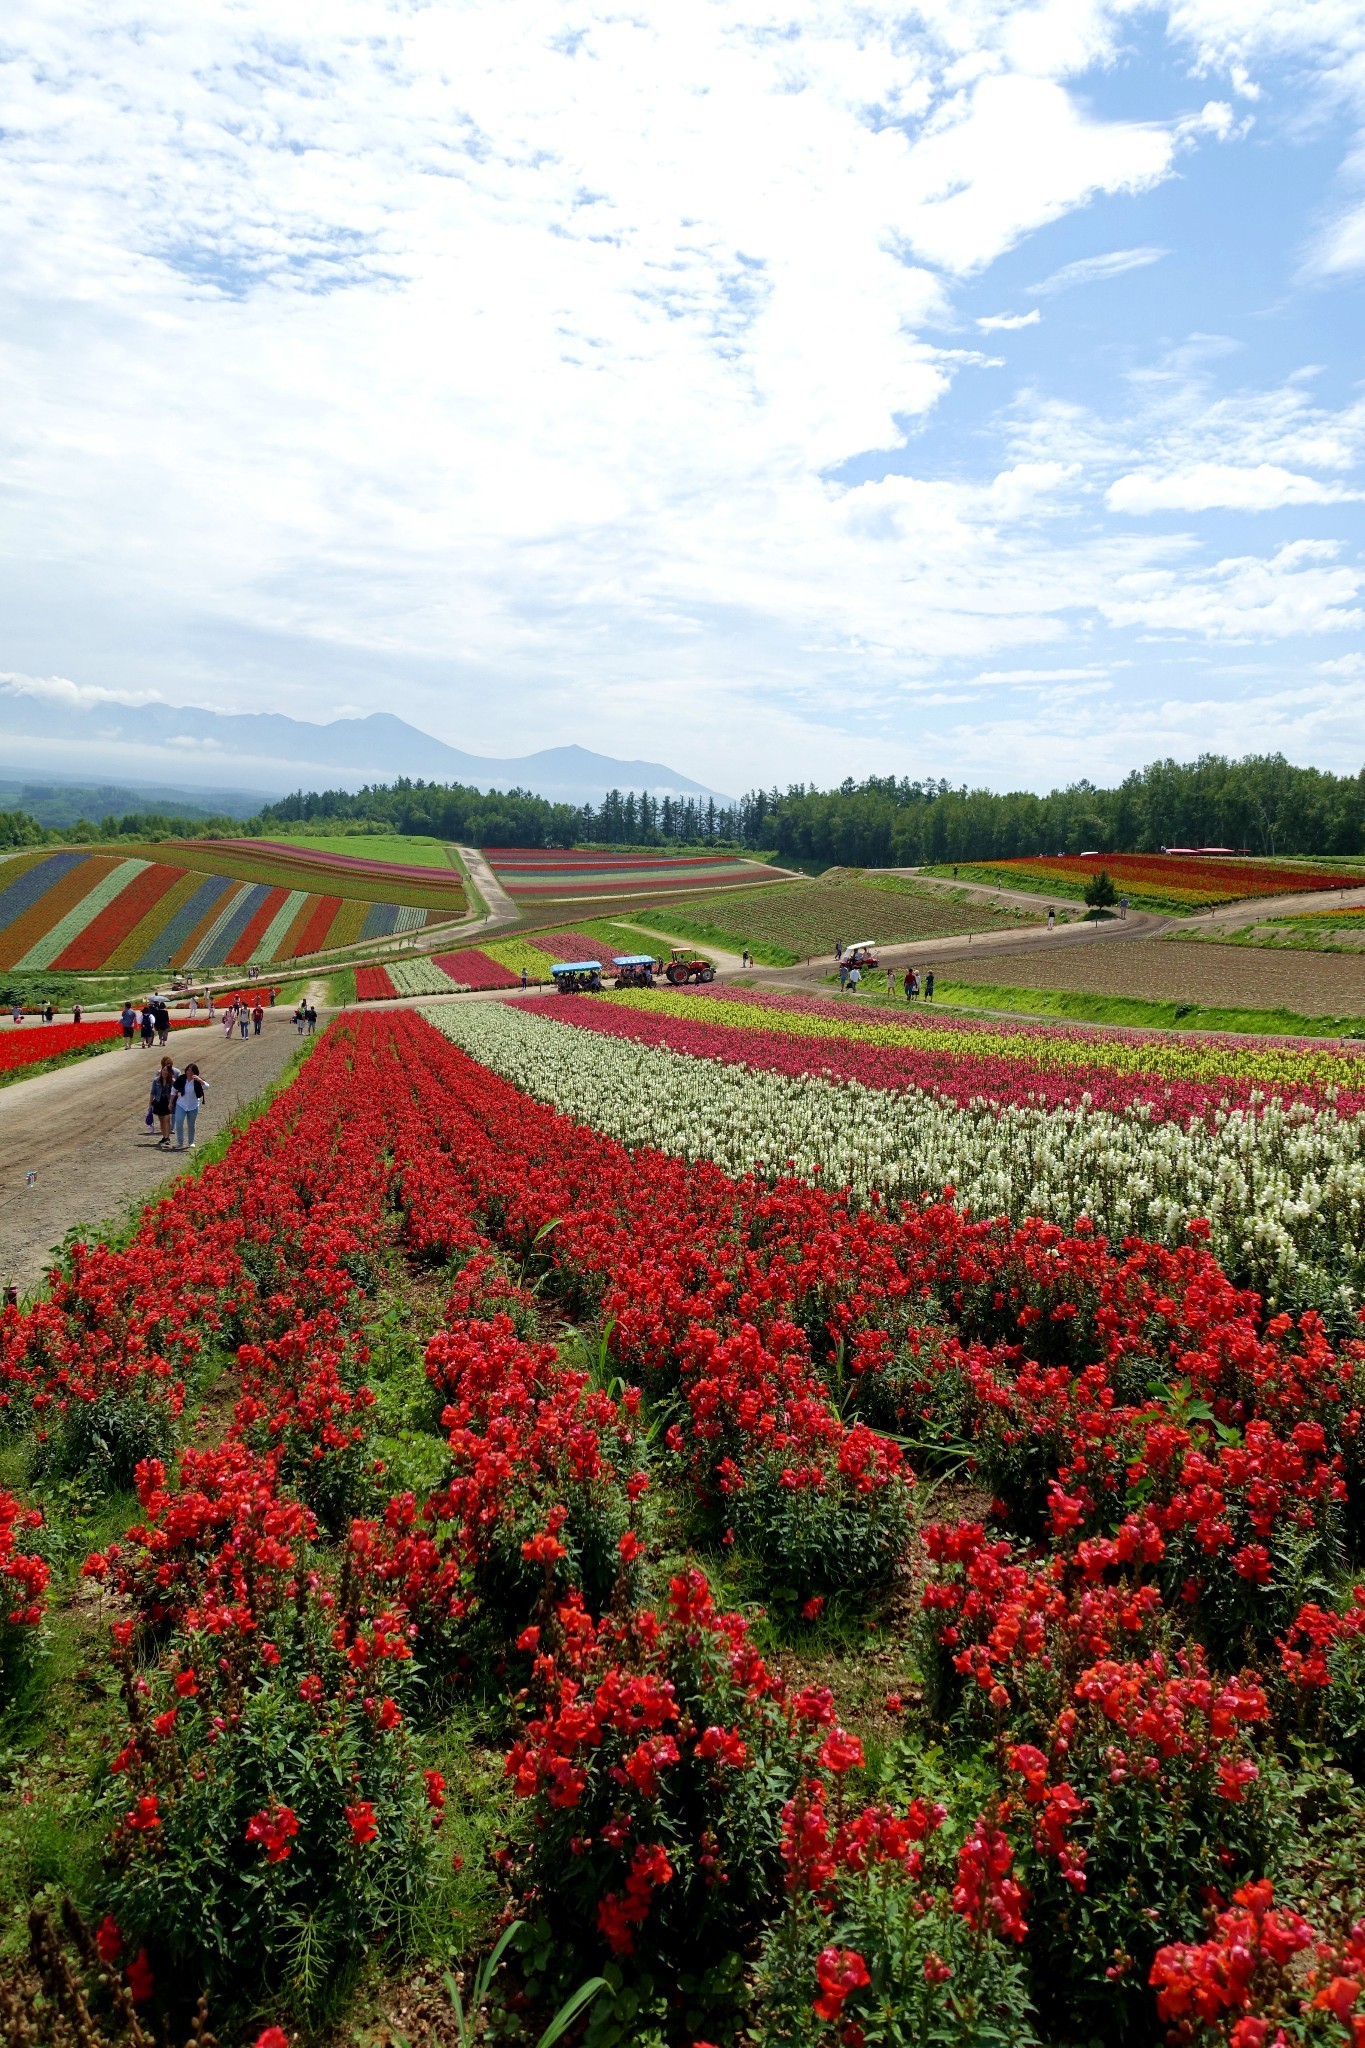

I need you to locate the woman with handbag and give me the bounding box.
[148,1057,177,1147]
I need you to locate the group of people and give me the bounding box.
[292,1002,319,1035]
[222,996,266,1039]
[120,997,173,1048]
[147,1056,208,1150]
[835,953,935,1001]
[8,999,68,1024]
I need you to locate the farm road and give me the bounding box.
[456,845,519,927]
[0,1013,304,1300]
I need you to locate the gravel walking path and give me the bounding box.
[0,1012,306,1299]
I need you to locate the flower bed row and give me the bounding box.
[432,947,519,990]
[11,1009,1365,2044]
[421,998,1365,1310]
[1,1019,123,1073]
[618,984,1365,1112]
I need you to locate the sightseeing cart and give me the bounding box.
[612,954,658,989]
[549,960,604,994]
[841,940,880,970]
[663,946,716,986]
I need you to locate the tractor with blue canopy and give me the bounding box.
[549,959,604,993]
[611,953,658,988]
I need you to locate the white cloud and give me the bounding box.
[1028,245,1167,295]
[0,671,166,710]
[977,308,1041,331]
[1100,540,1363,638]
[1107,462,1363,512]
[0,0,1359,788]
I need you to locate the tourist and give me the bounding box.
[521,967,529,989]
[172,1062,207,1149]
[223,1000,236,1040]
[848,962,862,995]
[10,1001,21,1025]
[188,993,198,1019]
[838,960,849,991]
[885,967,895,996]
[903,967,917,1002]
[149,1056,177,1147]
[294,1004,306,1035]
[924,970,935,1001]
[252,999,264,1036]
[140,1003,156,1050]
[72,999,82,1024]
[1047,907,1055,932]
[834,938,843,961]
[120,1001,137,1048]
[155,999,171,1047]
[41,1000,53,1024]
[239,1003,250,1038]
[305,1003,317,1035]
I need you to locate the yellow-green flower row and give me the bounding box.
[601,988,1365,1093]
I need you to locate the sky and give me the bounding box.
[1,0,1363,798]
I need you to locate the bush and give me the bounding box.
[100,1601,440,2020]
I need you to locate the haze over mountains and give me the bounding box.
[0,685,734,809]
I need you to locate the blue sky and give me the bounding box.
[0,0,1362,796]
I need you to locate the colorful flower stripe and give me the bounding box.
[157,838,462,909]
[15,859,151,971]
[488,846,738,869]
[217,837,458,886]
[523,930,608,959]
[110,868,206,973]
[49,860,183,972]
[355,965,397,1000]
[0,1020,122,1073]
[226,885,289,966]
[599,986,1365,1112]
[388,956,462,996]
[289,893,342,956]
[987,853,1355,906]
[0,856,111,970]
[482,937,555,979]
[0,850,87,932]
[423,997,1365,1304]
[433,948,518,990]
[254,887,310,961]
[503,871,763,896]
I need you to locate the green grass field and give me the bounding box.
[271,832,458,868]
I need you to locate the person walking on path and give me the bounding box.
[924,970,935,1001]
[252,1000,264,1036]
[294,1003,306,1036]
[10,1001,22,1025]
[1047,908,1055,932]
[903,967,917,1002]
[838,960,849,991]
[305,1003,317,1035]
[848,962,862,995]
[41,1001,53,1024]
[239,1003,250,1038]
[120,1002,137,1048]
[140,1004,156,1050]
[885,967,895,996]
[155,999,171,1048]
[834,939,844,962]
[172,1062,206,1149]
[223,1000,236,1041]
[148,1056,177,1147]
[188,993,198,1019]
[72,1000,82,1025]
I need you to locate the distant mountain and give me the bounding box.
[0,778,267,826]
[0,688,735,807]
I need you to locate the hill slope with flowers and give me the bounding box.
[2,1005,1365,2048]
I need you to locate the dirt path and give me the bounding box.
[741,908,1167,992]
[614,919,748,973]
[0,1014,305,1299]
[455,845,519,928]
[871,868,1090,916]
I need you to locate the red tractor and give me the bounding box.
[664,946,715,986]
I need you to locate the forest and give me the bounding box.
[2,752,1362,860]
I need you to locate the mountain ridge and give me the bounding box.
[0,688,735,806]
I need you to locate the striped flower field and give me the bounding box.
[0,848,451,974]
[484,845,778,900]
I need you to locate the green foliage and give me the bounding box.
[1082,867,1117,911]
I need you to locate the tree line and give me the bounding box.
[2,753,1362,862]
